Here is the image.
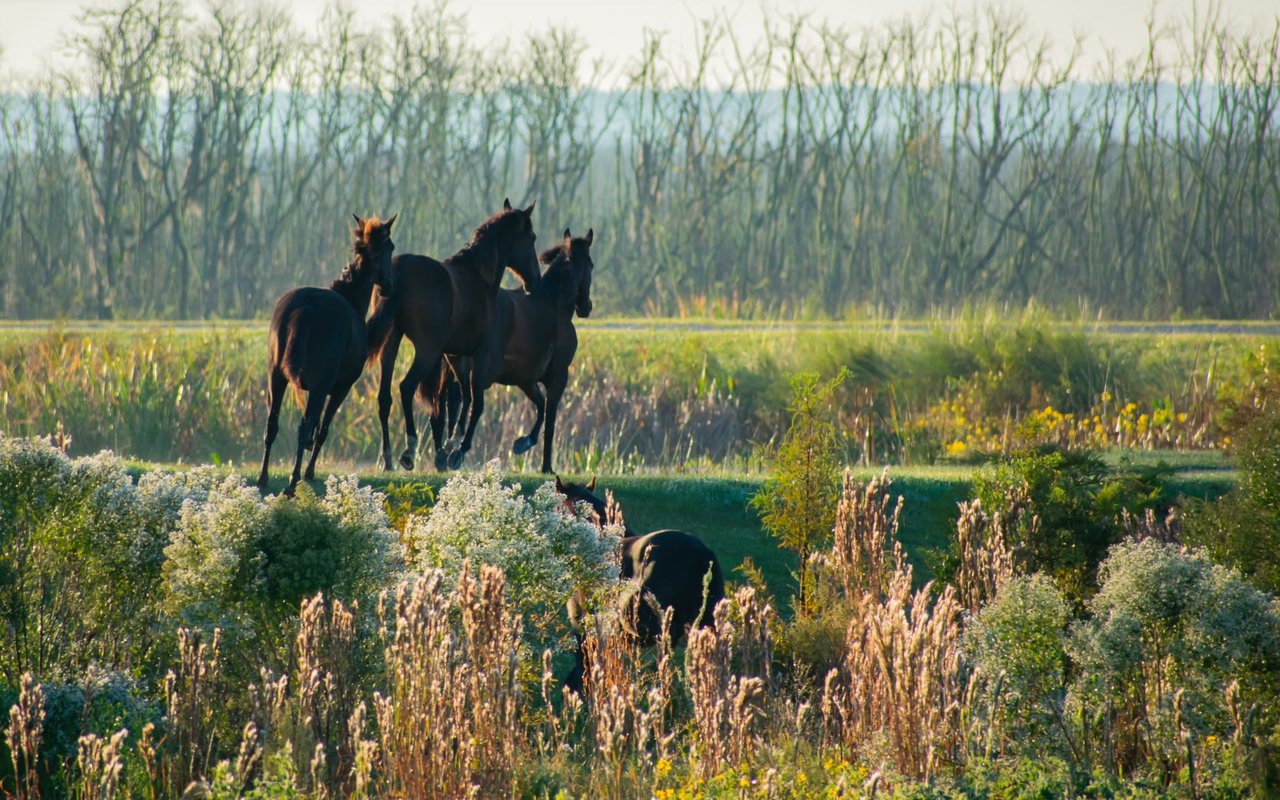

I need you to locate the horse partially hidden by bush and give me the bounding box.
[556,477,726,693]
[433,228,595,473]
[258,214,396,495]
[365,200,542,472]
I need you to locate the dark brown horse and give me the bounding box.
[365,200,541,471]
[258,214,397,495]
[432,228,595,473]
[556,477,726,693]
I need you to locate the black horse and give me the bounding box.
[258,214,396,495]
[556,477,726,693]
[365,200,542,471]
[433,228,594,473]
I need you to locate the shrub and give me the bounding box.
[405,462,621,651]
[1183,401,1280,593]
[0,437,208,679]
[973,446,1169,603]
[962,574,1072,756]
[163,475,401,671]
[1068,539,1280,774]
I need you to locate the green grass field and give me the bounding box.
[210,454,1237,609]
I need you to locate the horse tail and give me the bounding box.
[280,313,311,407]
[365,291,400,367]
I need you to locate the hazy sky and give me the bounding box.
[3,0,1278,83]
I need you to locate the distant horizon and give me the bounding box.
[4,0,1279,88]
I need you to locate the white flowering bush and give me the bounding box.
[0,436,202,677]
[406,461,621,647]
[163,475,402,668]
[1068,538,1280,769]
[962,574,1071,755]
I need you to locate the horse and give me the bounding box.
[257,214,397,496]
[432,228,595,473]
[365,200,542,472]
[555,477,726,694]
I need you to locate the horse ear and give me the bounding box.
[384,213,397,230]
[586,476,597,491]
[555,475,566,492]
[352,213,364,234]
[563,227,572,239]
[525,201,536,215]
[584,228,594,246]
[502,198,512,211]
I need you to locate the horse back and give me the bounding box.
[624,529,726,638]
[269,287,365,390]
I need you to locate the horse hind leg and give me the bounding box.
[444,372,466,452]
[287,388,328,496]
[304,381,353,481]
[257,367,288,488]
[447,367,489,470]
[512,382,546,456]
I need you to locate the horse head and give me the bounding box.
[497,198,542,291]
[351,213,397,297]
[539,228,595,317]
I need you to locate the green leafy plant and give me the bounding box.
[973,446,1169,603]
[751,370,847,614]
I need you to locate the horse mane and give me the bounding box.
[539,240,568,266]
[331,215,384,289]
[446,208,519,267]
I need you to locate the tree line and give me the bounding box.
[1,0,1277,320]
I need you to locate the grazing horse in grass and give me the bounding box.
[365,200,542,471]
[433,228,595,473]
[556,477,726,693]
[258,214,397,495]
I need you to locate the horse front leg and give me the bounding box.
[540,374,568,474]
[512,382,546,456]
[377,336,401,471]
[397,358,426,471]
[257,367,287,489]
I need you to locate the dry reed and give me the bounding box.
[685,595,772,778]
[374,566,521,799]
[6,673,44,800]
[819,474,966,781]
[74,729,128,800]
[953,493,1029,613]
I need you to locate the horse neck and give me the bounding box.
[330,260,376,315]
[535,261,579,316]
[446,237,505,291]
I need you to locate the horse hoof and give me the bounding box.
[512,436,536,455]
[447,449,466,470]
[283,482,298,498]
[381,455,394,472]
[434,450,449,471]
[399,453,415,471]
[256,472,269,489]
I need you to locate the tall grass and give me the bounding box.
[0,322,1268,470]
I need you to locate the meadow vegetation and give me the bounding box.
[1,365,1278,798]
[0,317,1271,472]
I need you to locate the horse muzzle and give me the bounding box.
[577,299,593,318]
